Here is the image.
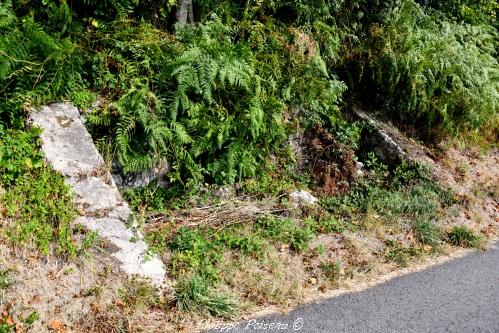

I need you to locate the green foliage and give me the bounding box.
[174,274,237,318]
[194,0,341,26]
[2,170,75,255]
[166,18,286,184]
[0,0,84,128]
[421,0,498,25]
[12,0,175,30]
[216,229,264,254]
[0,129,82,257]
[84,13,347,186]
[0,324,13,333]
[256,216,315,251]
[23,312,39,326]
[413,219,442,246]
[321,161,453,227]
[0,128,44,185]
[169,227,223,281]
[356,0,499,138]
[85,19,285,185]
[447,225,483,248]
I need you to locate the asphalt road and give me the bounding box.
[206,242,499,333]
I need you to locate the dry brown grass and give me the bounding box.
[222,251,306,308]
[0,243,176,333]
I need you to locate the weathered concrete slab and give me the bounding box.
[29,102,166,286]
[30,103,106,176]
[68,176,120,213]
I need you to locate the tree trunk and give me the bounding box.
[176,0,193,26]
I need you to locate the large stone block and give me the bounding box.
[30,102,166,287]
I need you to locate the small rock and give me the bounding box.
[356,161,365,177]
[112,160,169,189]
[289,190,318,205]
[214,186,234,200]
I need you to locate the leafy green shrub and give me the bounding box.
[175,275,237,318]
[256,216,315,251]
[215,229,264,255]
[357,0,499,138]
[169,227,222,281]
[289,225,315,251]
[0,129,79,256]
[0,128,44,185]
[2,170,76,255]
[447,226,483,248]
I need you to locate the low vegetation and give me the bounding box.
[137,160,459,315]
[447,225,484,248]
[0,128,92,257]
[0,0,497,327]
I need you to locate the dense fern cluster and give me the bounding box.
[82,14,348,185]
[0,0,83,129]
[421,0,498,25]
[0,0,498,187]
[353,0,499,137]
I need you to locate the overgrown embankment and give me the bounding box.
[0,0,498,331]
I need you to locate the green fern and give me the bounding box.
[357,0,499,137]
[0,1,83,127]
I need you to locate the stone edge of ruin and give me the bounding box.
[29,102,167,287]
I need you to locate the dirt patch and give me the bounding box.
[0,244,175,333]
[433,146,499,237]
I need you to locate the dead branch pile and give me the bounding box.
[146,198,291,230]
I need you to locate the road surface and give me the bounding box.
[207,242,499,332]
